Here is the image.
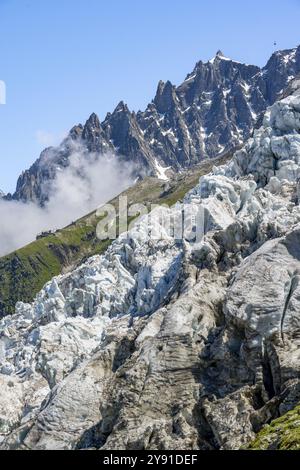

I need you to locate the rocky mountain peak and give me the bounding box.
[262,45,300,103]
[215,49,225,58]
[208,49,232,65]
[113,101,130,115]
[83,112,101,132]
[153,80,177,114]
[80,112,106,152]
[104,101,133,137]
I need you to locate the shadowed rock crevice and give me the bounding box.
[280,274,299,343]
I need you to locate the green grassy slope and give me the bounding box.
[0,154,230,317]
[248,404,300,450]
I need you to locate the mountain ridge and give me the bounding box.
[8,45,300,205]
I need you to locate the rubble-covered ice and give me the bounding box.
[1,83,300,449]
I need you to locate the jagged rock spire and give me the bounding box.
[216,49,225,57]
[84,112,101,130]
[153,80,176,114]
[113,101,130,115]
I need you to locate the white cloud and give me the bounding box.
[0,150,135,256]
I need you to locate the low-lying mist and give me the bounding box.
[0,152,135,257]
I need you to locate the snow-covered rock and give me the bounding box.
[223,88,300,186]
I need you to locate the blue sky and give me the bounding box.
[0,0,300,193]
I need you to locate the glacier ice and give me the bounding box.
[1,83,300,448]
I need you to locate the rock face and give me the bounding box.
[1,80,300,450]
[10,46,300,205]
